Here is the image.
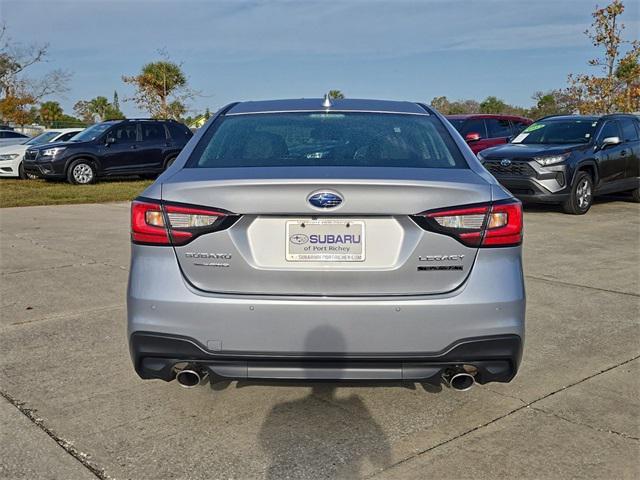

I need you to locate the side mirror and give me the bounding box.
[465,132,481,142]
[105,137,116,146]
[600,136,621,149]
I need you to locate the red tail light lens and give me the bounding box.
[131,199,236,246]
[482,201,523,246]
[413,199,523,247]
[131,201,170,245]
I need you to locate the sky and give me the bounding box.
[1,0,639,118]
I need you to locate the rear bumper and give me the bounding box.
[130,332,522,384]
[127,244,526,384]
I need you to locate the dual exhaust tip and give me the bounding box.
[175,365,476,391]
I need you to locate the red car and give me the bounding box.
[446,114,533,155]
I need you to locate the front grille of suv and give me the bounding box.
[24,150,38,161]
[484,160,536,177]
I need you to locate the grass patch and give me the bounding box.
[0,178,153,208]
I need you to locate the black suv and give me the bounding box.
[477,114,640,214]
[23,119,193,184]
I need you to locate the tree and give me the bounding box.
[328,90,345,99]
[73,96,124,123]
[528,90,577,119]
[479,96,508,114]
[39,101,63,127]
[430,96,451,113]
[113,90,120,111]
[0,23,70,124]
[122,51,194,119]
[566,0,639,113]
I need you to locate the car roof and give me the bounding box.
[445,114,531,121]
[46,128,84,133]
[226,98,428,115]
[539,114,639,122]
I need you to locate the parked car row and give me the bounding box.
[446,114,532,154]
[22,119,193,184]
[0,128,83,179]
[474,114,640,214]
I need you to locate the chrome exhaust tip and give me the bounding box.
[175,368,208,388]
[442,370,476,391]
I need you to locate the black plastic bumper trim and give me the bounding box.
[130,332,523,385]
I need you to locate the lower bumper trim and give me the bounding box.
[130,332,523,385]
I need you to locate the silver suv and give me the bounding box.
[127,98,525,392]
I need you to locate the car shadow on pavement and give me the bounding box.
[208,326,435,478]
[523,193,636,214]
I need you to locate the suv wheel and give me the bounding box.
[164,156,176,170]
[18,162,38,180]
[562,171,593,215]
[68,160,96,185]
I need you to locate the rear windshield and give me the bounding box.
[188,112,467,169]
[512,119,597,145]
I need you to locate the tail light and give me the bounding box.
[412,199,523,247]
[131,199,238,246]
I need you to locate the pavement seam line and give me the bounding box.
[2,262,98,276]
[367,354,640,478]
[525,274,640,298]
[11,233,127,271]
[6,304,125,328]
[0,390,111,480]
[530,406,640,441]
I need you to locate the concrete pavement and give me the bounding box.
[0,198,638,479]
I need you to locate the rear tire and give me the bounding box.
[562,171,593,215]
[631,187,640,203]
[164,156,176,170]
[67,160,96,185]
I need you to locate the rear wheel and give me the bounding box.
[562,171,593,215]
[67,160,96,185]
[164,156,176,170]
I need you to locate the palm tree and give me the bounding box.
[39,101,63,127]
[328,90,345,100]
[89,96,110,121]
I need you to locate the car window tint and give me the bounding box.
[620,118,639,142]
[168,123,192,140]
[142,123,165,142]
[56,132,78,142]
[459,119,487,139]
[486,118,512,138]
[190,112,468,169]
[511,120,529,135]
[110,124,138,143]
[1,131,25,138]
[598,121,620,141]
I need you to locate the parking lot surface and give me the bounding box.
[1,198,638,479]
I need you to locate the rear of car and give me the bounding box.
[127,99,525,391]
[447,115,532,155]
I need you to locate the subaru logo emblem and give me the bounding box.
[308,191,343,209]
[289,234,309,245]
[500,159,512,167]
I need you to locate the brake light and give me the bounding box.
[131,199,235,246]
[413,200,523,247]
